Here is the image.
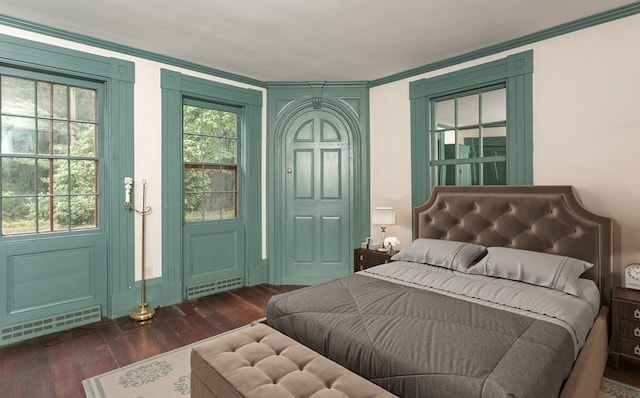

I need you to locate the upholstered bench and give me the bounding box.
[191,322,396,398]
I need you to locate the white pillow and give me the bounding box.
[391,238,487,272]
[466,247,593,296]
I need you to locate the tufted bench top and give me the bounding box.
[191,322,396,398]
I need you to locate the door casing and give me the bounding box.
[267,84,370,285]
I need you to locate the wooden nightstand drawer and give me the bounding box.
[617,301,640,321]
[616,336,640,358]
[354,248,392,272]
[617,319,640,340]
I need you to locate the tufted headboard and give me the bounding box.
[413,186,613,306]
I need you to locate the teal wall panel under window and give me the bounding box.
[409,50,533,208]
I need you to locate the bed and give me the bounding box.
[266,186,612,398]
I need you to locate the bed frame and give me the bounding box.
[413,185,613,398]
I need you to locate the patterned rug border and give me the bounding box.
[600,377,640,398]
[82,323,250,398]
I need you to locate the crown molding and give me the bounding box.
[0,13,266,88]
[370,1,640,87]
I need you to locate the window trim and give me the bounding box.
[409,50,533,208]
[161,69,262,294]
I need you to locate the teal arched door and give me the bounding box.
[278,107,353,284]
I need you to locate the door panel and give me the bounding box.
[282,111,351,284]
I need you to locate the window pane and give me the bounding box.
[70,195,96,229]
[220,169,236,192]
[184,193,202,222]
[220,138,236,164]
[221,112,237,137]
[38,196,51,232]
[204,168,220,191]
[2,116,36,154]
[2,157,36,196]
[36,158,50,194]
[2,196,35,234]
[52,84,69,119]
[201,108,219,135]
[436,165,457,185]
[458,129,479,158]
[202,136,220,163]
[458,94,479,126]
[183,105,201,134]
[53,196,69,230]
[203,193,219,220]
[434,99,454,129]
[1,76,35,116]
[483,128,507,157]
[36,82,53,118]
[71,87,96,122]
[184,167,203,193]
[483,162,507,185]
[53,120,69,155]
[482,88,506,123]
[53,159,69,194]
[183,134,201,162]
[220,193,236,219]
[70,122,96,156]
[69,160,96,194]
[37,119,52,154]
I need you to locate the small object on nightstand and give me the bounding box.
[625,263,640,290]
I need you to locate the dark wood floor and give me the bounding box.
[1,284,638,397]
[0,284,301,398]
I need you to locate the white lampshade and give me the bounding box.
[372,207,395,226]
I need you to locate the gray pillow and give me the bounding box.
[391,238,487,272]
[466,247,593,296]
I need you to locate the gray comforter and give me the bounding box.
[266,273,575,398]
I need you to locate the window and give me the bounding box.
[183,100,239,222]
[430,85,506,186]
[409,50,533,207]
[1,73,100,235]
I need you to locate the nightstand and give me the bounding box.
[354,248,393,272]
[611,287,640,367]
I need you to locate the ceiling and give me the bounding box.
[0,0,637,82]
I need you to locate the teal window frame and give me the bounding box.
[409,50,533,208]
[161,69,262,298]
[0,33,135,318]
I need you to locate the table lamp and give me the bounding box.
[372,207,395,251]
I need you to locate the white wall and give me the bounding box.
[0,25,267,281]
[370,13,640,283]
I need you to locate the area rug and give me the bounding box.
[83,324,249,398]
[83,329,640,398]
[600,378,640,398]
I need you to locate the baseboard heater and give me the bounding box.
[1,305,101,346]
[186,276,243,299]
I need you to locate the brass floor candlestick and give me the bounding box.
[125,179,154,321]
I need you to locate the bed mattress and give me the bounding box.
[266,262,596,398]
